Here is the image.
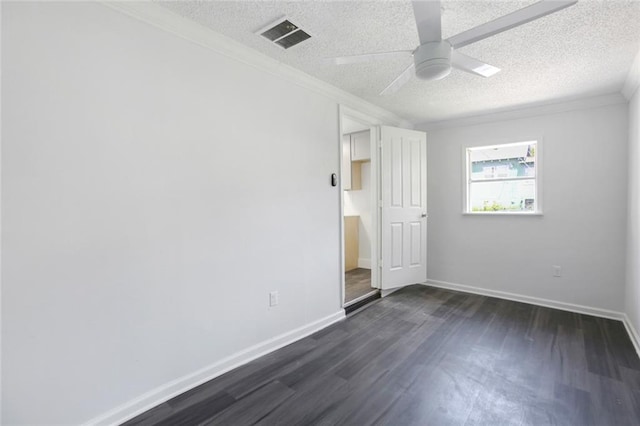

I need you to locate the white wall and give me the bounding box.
[419,102,628,312]
[1,2,346,424]
[341,116,369,134]
[343,160,372,268]
[626,87,640,333]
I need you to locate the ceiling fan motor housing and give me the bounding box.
[414,41,452,81]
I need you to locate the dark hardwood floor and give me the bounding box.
[123,285,640,426]
[344,267,373,303]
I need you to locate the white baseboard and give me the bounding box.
[622,314,640,360]
[424,279,625,321]
[357,258,371,269]
[424,279,640,360]
[84,310,345,426]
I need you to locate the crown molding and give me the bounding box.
[622,49,640,100]
[416,92,628,131]
[100,1,410,128]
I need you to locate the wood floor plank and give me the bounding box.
[122,285,640,426]
[344,268,373,303]
[377,353,488,426]
[154,391,235,426]
[253,373,348,425]
[552,382,593,426]
[202,381,294,426]
[222,340,318,399]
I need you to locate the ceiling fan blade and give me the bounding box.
[412,0,442,44]
[380,63,415,96]
[447,0,577,49]
[331,50,413,65]
[451,51,501,77]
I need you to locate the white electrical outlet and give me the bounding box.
[269,291,279,307]
[553,265,562,277]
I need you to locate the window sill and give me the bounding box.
[463,212,543,216]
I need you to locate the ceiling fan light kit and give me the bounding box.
[414,41,452,81]
[331,0,578,95]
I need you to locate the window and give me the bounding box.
[465,141,540,214]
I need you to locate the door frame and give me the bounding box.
[338,105,382,307]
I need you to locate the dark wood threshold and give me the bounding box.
[344,290,381,315]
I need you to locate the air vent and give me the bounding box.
[256,17,311,49]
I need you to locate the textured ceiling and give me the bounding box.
[158,1,640,124]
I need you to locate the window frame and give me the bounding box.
[463,139,543,216]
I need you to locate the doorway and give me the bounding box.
[339,107,428,308]
[340,110,380,307]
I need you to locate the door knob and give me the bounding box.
[421,213,428,218]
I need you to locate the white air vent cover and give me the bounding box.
[256,17,311,49]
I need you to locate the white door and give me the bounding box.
[380,126,427,290]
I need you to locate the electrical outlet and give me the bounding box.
[269,291,279,307]
[553,265,562,277]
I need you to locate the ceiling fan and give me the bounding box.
[332,0,578,95]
